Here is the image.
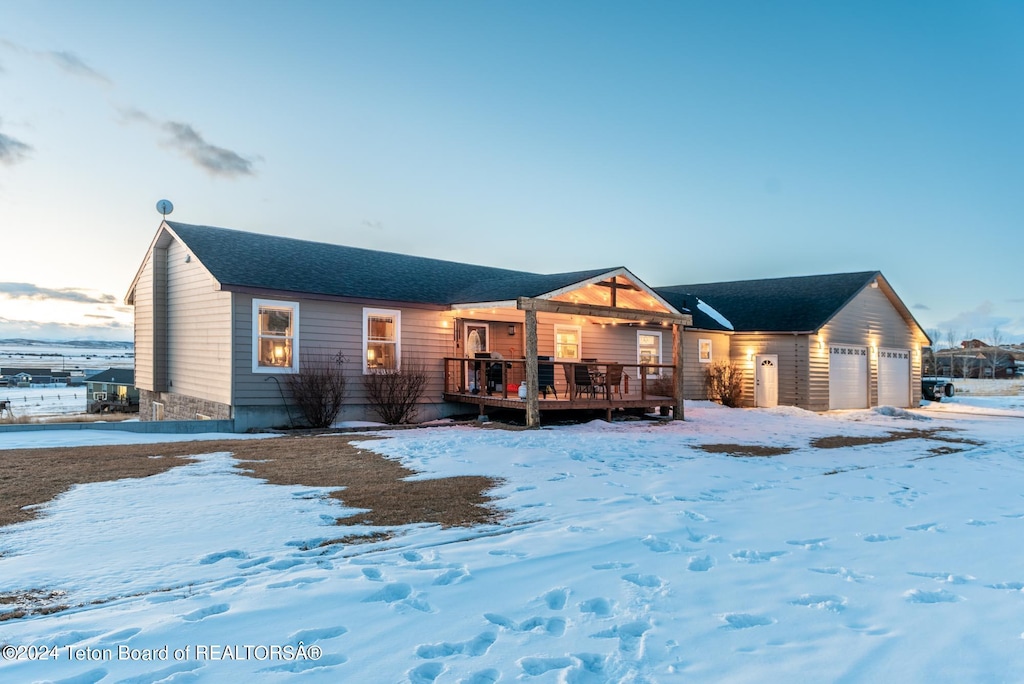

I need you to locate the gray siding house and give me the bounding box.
[657,272,931,410]
[126,222,693,429]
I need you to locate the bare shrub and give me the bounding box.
[284,349,347,428]
[705,362,744,408]
[362,358,429,424]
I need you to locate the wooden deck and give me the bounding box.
[442,390,674,420]
[443,356,676,422]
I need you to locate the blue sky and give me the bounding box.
[0,1,1021,343]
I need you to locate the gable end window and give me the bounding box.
[364,308,401,373]
[252,299,299,373]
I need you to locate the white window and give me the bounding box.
[364,308,401,373]
[252,299,299,373]
[698,338,713,364]
[554,324,581,361]
[637,331,663,378]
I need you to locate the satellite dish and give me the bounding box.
[156,199,174,217]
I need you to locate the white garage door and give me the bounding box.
[878,349,911,407]
[829,345,868,410]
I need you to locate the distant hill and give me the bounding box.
[0,338,133,350]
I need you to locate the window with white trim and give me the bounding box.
[637,331,663,378]
[252,299,300,373]
[554,324,581,361]
[364,308,401,372]
[698,338,713,364]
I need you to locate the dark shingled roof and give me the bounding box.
[165,222,623,306]
[657,271,881,333]
[85,368,135,384]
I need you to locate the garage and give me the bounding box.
[829,345,868,410]
[878,348,911,407]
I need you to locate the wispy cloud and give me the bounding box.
[935,301,1016,339]
[913,303,930,311]
[162,121,257,177]
[0,282,118,305]
[0,117,32,165]
[45,50,111,85]
[118,107,258,178]
[1,39,111,85]
[0,316,131,341]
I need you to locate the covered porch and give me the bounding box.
[440,270,693,427]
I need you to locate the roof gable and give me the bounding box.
[657,271,883,333]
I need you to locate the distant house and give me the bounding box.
[85,368,138,405]
[656,272,931,410]
[0,368,70,386]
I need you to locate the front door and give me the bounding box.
[755,355,779,408]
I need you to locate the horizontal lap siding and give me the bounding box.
[165,240,232,405]
[682,331,731,399]
[133,253,155,391]
[728,334,808,408]
[819,285,927,408]
[232,298,448,407]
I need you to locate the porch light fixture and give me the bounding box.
[508,324,516,336]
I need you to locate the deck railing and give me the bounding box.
[442,357,675,402]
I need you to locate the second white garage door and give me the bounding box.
[829,345,868,410]
[878,349,911,407]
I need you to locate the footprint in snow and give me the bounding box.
[237,555,272,569]
[408,662,445,683]
[434,567,471,586]
[905,522,940,532]
[518,656,575,676]
[730,550,787,563]
[579,597,614,617]
[719,613,776,629]
[966,519,996,526]
[622,573,664,588]
[642,535,681,553]
[416,632,497,659]
[592,561,634,570]
[488,549,528,559]
[363,583,412,603]
[122,662,204,682]
[987,581,1024,591]
[199,549,247,565]
[97,627,142,644]
[461,668,501,684]
[809,566,872,582]
[266,558,306,570]
[362,567,384,581]
[786,538,829,550]
[542,587,569,610]
[688,555,715,572]
[862,534,900,543]
[789,594,847,613]
[904,589,962,603]
[181,603,230,622]
[287,625,348,645]
[591,620,651,653]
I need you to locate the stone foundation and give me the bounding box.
[140,390,232,422]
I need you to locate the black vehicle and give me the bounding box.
[922,377,955,402]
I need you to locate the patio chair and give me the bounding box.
[538,356,558,398]
[572,363,596,399]
[597,363,624,399]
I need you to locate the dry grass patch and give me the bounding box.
[810,427,983,450]
[697,444,794,457]
[0,435,504,532]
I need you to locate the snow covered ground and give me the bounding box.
[0,386,92,418]
[1,397,1023,683]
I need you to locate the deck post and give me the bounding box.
[672,323,685,421]
[525,309,540,427]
